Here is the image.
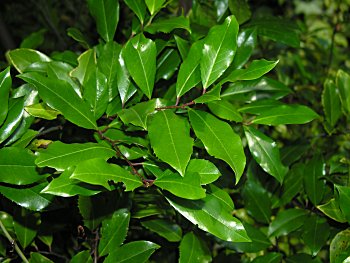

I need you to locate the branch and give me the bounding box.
[0,218,29,263]
[155,101,195,110]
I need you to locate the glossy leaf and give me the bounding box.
[145,0,166,15]
[0,67,12,126]
[232,28,257,69]
[19,72,98,129]
[145,16,190,34]
[156,48,181,81]
[41,167,101,197]
[0,147,42,185]
[67,27,90,49]
[201,15,239,89]
[70,251,93,263]
[244,126,288,182]
[179,232,211,263]
[223,59,278,83]
[87,0,119,42]
[330,229,350,263]
[251,253,283,263]
[186,159,221,185]
[155,171,205,200]
[29,252,54,263]
[104,241,160,263]
[189,109,246,183]
[268,208,308,237]
[335,185,350,223]
[322,79,341,127]
[174,35,190,59]
[239,99,283,114]
[166,193,250,242]
[302,215,330,256]
[123,34,156,99]
[176,40,203,97]
[70,49,95,87]
[70,158,143,191]
[317,198,347,223]
[194,84,222,103]
[0,182,53,211]
[141,219,182,242]
[6,48,51,73]
[124,0,147,24]
[208,100,242,122]
[12,129,38,148]
[20,29,46,49]
[0,97,24,143]
[252,104,319,125]
[99,209,130,256]
[206,184,234,212]
[35,141,115,171]
[303,155,326,205]
[336,69,350,115]
[25,103,60,120]
[148,110,193,176]
[13,208,40,248]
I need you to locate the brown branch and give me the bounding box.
[155,101,195,110]
[93,230,99,263]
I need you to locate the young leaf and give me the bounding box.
[104,241,160,263]
[141,219,182,242]
[155,171,206,200]
[19,72,98,129]
[201,15,239,90]
[166,193,250,242]
[186,159,221,185]
[99,209,130,256]
[124,0,147,24]
[148,110,193,176]
[322,79,341,127]
[123,34,156,99]
[116,49,136,105]
[12,129,38,148]
[244,126,288,183]
[208,100,242,122]
[194,84,222,103]
[13,208,40,248]
[70,49,96,87]
[67,27,90,49]
[145,0,166,15]
[6,48,51,73]
[0,147,42,185]
[25,103,60,120]
[145,16,191,34]
[87,0,119,42]
[189,109,245,183]
[70,158,143,191]
[0,67,12,126]
[20,29,46,49]
[0,97,24,143]
[252,104,319,125]
[179,232,212,263]
[176,40,203,98]
[35,141,115,171]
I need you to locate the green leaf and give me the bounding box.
[223,59,279,83]
[174,35,190,59]
[0,183,53,212]
[186,159,221,185]
[189,109,246,183]
[165,192,250,242]
[104,240,160,263]
[25,103,60,120]
[99,209,130,256]
[330,229,350,263]
[336,69,350,116]
[201,15,239,90]
[322,79,341,127]
[71,158,143,191]
[12,129,38,148]
[228,0,251,25]
[84,67,108,119]
[145,0,166,15]
[19,72,98,129]
[268,208,308,237]
[141,219,182,242]
[335,185,350,223]
[0,147,42,185]
[6,48,51,73]
[29,252,54,263]
[97,41,121,101]
[244,126,288,183]
[251,252,283,263]
[303,155,326,205]
[155,171,205,200]
[0,97,24,143]
[67,27,90,49]
[239,99,283,114]
[87,0,119,42]
[70,49,95,88]
[123,34,156,99]
[232,28,257,69]
[35,141,115,171]
[0,67,12,126]
[13,208,40,248]
[286,253,322,263]
[176,40,203,98]
[252,105,319,125]
[194,84,222,103]
[179,232,211,263]
[20,29,46,49]
[302,215,330,256]
[148,110,193,176]
[206,184,234,212]
[145,16,191,34]
[124,0,147,24]
[41,166,101,197]
[70,251,93,263]
[208,100,242,122]
[156,48,181,81]
[317,198,347,223]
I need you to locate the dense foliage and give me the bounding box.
[0,0,350,262]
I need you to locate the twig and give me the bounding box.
[155,101,195,110]
[0,219,29,263]
[37,125,63,137]
[93,230,99,263]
